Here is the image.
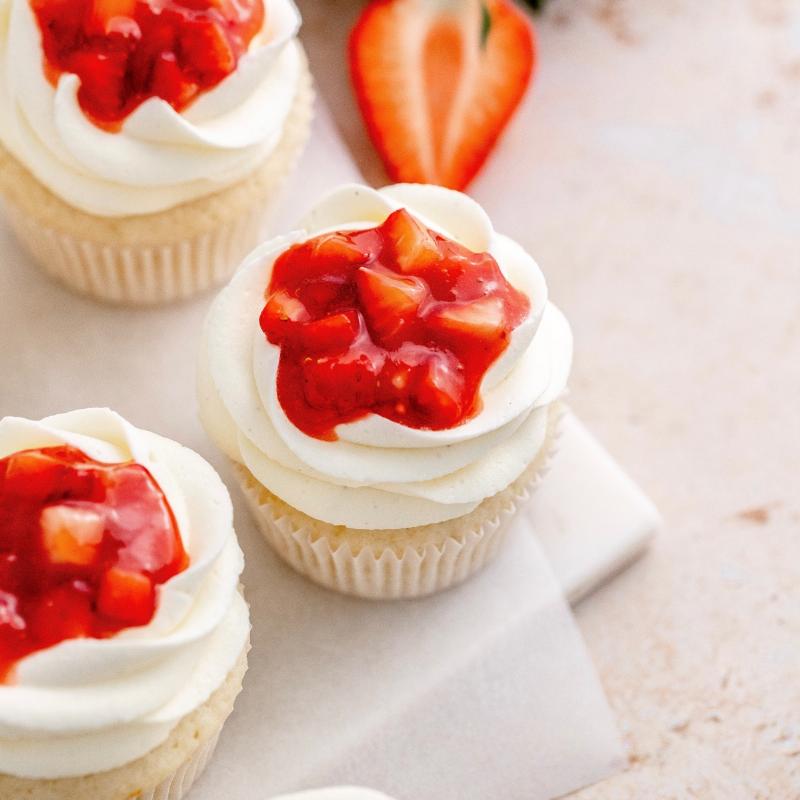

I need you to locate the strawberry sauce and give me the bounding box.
[259,209,531,441]
[30,0,265,130]
[0,445,188,682]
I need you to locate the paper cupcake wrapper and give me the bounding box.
[140,728,222,800]
[236,405,563,600]
[3,199,269,306]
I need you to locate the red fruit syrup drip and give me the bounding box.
[259,208,531,441]
[0,445,188,682]
[30,0,265,130]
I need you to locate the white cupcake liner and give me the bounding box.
[141,728,222,800]
[235,405,563,600]
[3,197,268,306]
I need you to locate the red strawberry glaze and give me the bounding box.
[259,208,531,441]
[0,445,188,682]
[29,0,265,130]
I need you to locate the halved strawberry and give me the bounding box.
[350,0,535,190]
[299,311,361,354]
[356,266,428,344]
[380,209,440,274]
[40,505,104,566]
[98,567,154,626]
[428,296,506,339]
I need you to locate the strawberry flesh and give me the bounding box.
[259,208,530,440]
[0,445,187,682]
[98,567,154,626]
[31,0,265,130]
[349,0,535,190]
[381,209,441,274]
[40,505,105,566]
[356,266,428,346]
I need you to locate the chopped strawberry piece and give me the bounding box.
[91,0,137,22]
[413,354,465,427]
[301,351,384,415]
[300,278,354,314]
[68,49,129,119]
[356,266,428,345]
[263,290,310,324]
[428,296,507,339]
[299,311,361,354]
[98,567,155,626]
[349,0,535,190]
[259,290,310,345]
[2,451,63,498]
[272,234,372,297]
[150,52,199,108]
[86,0,138,35]
[310,233,372,266]
[40,505,105,566]
[179,20,235,83]
[381,209,441,273]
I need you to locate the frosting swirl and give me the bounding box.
[0,0,303,217]
[0,408,249,779]
[200,184,573,530]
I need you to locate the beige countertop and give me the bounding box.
[298,0,800,795]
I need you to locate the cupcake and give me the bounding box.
[0,0,313,305]
[199,183,572,599]
[0,408,250,799]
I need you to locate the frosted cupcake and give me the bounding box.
[0,408,249,799]
[0,0,313,305]
[199,183,572,599]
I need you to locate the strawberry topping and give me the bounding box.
[30,0,265,130]
[259,208,531,440]
[0,445,188,682]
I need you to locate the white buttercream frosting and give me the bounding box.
[200,184,573,529]
[0,0,303,216]
[0,408,249,779]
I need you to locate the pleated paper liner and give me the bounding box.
[0,51,314,307]
[237,403,565,600]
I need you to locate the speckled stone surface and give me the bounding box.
[298,0,800,795]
